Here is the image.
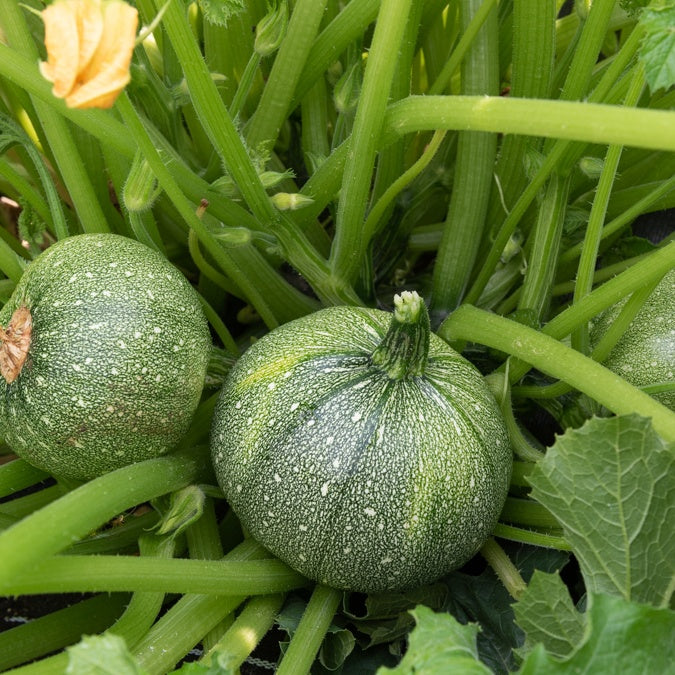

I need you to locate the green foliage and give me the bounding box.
[638,2,675,92]
[513,571,585,660]
[66,633,148,675]
[529,414,675,607]
[377,605,491,675]
[518,593,675,674]
[1,0,675,672]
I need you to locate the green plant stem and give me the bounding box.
[465,23,644,303]
[115,93,317,326]
[510,461,535,489]
[558,174,675,270]
[186,497,226,652]
[0,446,211,585]
[0,484,65,520]
[132,539,271,675]
[0,115,66,239]
[431,0,499,315]
[364,130,447,243]
[486,373,544,463]
[517,173,571,321]
[381,95,675,152]
[571,66,645,354]
[294,0,380,104]
[484,0,555,228]
[0,512,17,530]
[480,537,527,600]
[276,584,342,675]
[0,553,306,596]
[0,458,49,499]
[0,239,27,284]
[501,497,560,530]
[557,0,617,102]
[245,0,327,150]
[439,304,675,443]
[428,0,500,95]
[329,0,414,286]
[366,0,424,254]
[187,498,223,562]
[187,228,241,296]
[66,510,160,555]
[229,51,261,120]
[296,73,667,238]
[1,1,109,235]
[493,523,571,551]
[109,534,175,646]
[199,295,240,356]
[201,593,285,669]
[525,242,675,370]
[0,594,128,672]
[513,274,662,401]
[154,0,354,307]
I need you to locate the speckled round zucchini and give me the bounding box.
[211,291,511,593]
[0,234,211,480]
[591,268,674,411]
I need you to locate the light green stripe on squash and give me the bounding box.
[0,234,211,481]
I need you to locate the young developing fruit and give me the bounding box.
[211,291,511,593]
[591,268,675,411]
[0,234,211,480]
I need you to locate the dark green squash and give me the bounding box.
[0,234,211,480]
[211,291,511,593]
[591,268,674,411]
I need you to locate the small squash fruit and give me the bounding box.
[591,268,674,411]
[211,291,511,593]
[0,234,211,480]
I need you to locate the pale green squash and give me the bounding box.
[211,291,511,593]
[0,234,211,480]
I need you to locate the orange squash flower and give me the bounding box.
[40,0,138,109]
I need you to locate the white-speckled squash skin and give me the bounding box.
[0,234,211,480]
[591,269,675,411]
[211,303,511,593]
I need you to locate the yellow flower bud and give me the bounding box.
[39,0,138,109]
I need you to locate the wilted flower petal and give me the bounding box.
[40,0,138,109]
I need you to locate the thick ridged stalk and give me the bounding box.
[245,0,327,150]
[371,291,430,379]
[571,66,645,354]
[276,585,342,675]
[0,447,210,584]
[328,0,414,285]
[517,173,571,322]
[483,0,555,231]
[431,0,499,316]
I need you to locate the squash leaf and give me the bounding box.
[512,570,585,660]
[528,414,675,607]
[517,593,675,674]
[376,605,491,675]
[443,544,569,674]
[638,3,675,92]
[66,633,148,675]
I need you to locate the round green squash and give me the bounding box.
[0,234,211,480]
[211,291,511,593]
[591,268,674,411]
